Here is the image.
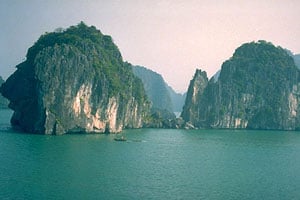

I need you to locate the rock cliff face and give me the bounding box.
[182,41,300,130]
[0,76,9,108]
[166,86,186,113]
[181,69,208,124]
[0,22,149,134]
[132,65,173,112]
[132,65,186,114]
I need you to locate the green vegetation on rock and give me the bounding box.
[182,40,300,130]
[26,22,144,101]
[0,22,150,134]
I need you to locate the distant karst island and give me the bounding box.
[1,22,300,134]
[0,76,9,109]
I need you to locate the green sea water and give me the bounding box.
[0,109,300,199]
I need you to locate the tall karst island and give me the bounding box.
[2,23,300,134]
[0,22,152,134]
[182,41,300,130]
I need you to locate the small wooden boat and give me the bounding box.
[114,136,127,142]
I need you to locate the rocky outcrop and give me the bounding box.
[182,41,300,130]
[0,76,9,108]
[0,22,150,134]
[166,85,186,113]
[132,65,186,114]
[132,65,173,112]
[181,69,208,124]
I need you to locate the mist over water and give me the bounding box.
[0,109,300,199]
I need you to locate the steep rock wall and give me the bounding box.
[132,65,173,112]
[0,23,149,134]
[182,41,300,130]
[181,69,208,125]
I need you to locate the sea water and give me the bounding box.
[0,109,300,199]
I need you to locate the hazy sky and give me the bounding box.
[1,0,300,93]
